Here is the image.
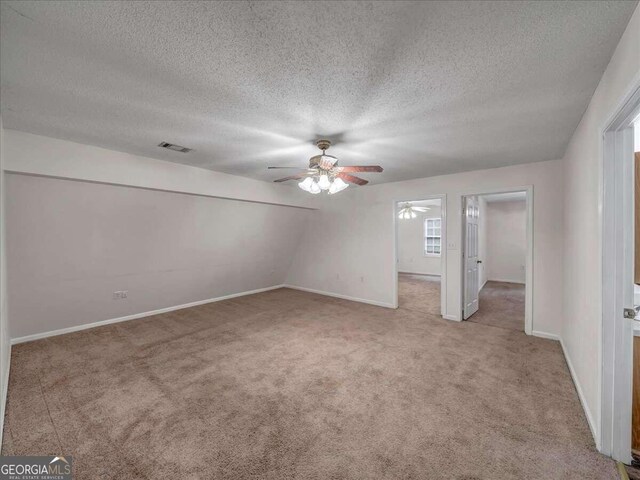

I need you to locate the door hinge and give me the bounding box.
[624,307,638,319]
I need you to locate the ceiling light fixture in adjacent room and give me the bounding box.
[398,203,430,220]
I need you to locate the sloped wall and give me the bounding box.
[6,173,311,340]
[2,131,314,341]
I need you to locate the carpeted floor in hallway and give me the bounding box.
[467,281,525,332]
[2,288,615,479]
[397,273,441,316]
[398,274,525,332]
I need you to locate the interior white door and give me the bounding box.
[463,196,480,319]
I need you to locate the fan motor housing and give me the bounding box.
[309,154,338,170]
[316,139,331,151]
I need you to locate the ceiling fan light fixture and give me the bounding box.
[318,174,331,190]
[319,155,338,169]
[308,180,321,194]
[271,139,382,194]
[328,177,349,194]
[298,177,314,192]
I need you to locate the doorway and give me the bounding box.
[627,116,640,478]
[394,196,446,316]
[601,82,640,464]
[461,187,533,334]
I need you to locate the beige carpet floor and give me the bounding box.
[468,281,525,332]
[2,288,616,479]
[398,273,441,316]
[398,275,525,332]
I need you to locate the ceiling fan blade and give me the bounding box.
[333,166,383,173]
[273,173,310,183]
[337,173,368,186]
[413,207,430,212]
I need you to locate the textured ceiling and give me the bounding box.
[0,1,637,185]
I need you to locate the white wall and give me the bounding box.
[485,200,527,284]
[397,205,441,276]
[6,173,311,340]
[561,5,640,448]
[2,129,317,210]
[287,159,564,336]
[0,118,10,446]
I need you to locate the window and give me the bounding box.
[424,217,441,256]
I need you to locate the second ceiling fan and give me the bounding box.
[268,140,383,195]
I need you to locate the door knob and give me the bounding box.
[477,260,482,264]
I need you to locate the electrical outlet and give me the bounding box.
[113,291,128,300]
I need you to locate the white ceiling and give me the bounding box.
[1,1,637,185]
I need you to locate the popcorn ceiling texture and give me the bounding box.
[0,1,637,184]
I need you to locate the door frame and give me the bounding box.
[600,77,640,463]
[393,194,447,317]
[460,186,534,335]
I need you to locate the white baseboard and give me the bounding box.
[443,314,461,321]
[531,330,561,341]
[559,338,598,447]
[282,284,396,309]
[487,278,526,285]
[398,271,441,277]
[11,285,286,345]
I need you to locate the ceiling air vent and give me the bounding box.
[158,142,192,153]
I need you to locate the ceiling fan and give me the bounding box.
[268,140,383,194]
[398,202,430,219]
